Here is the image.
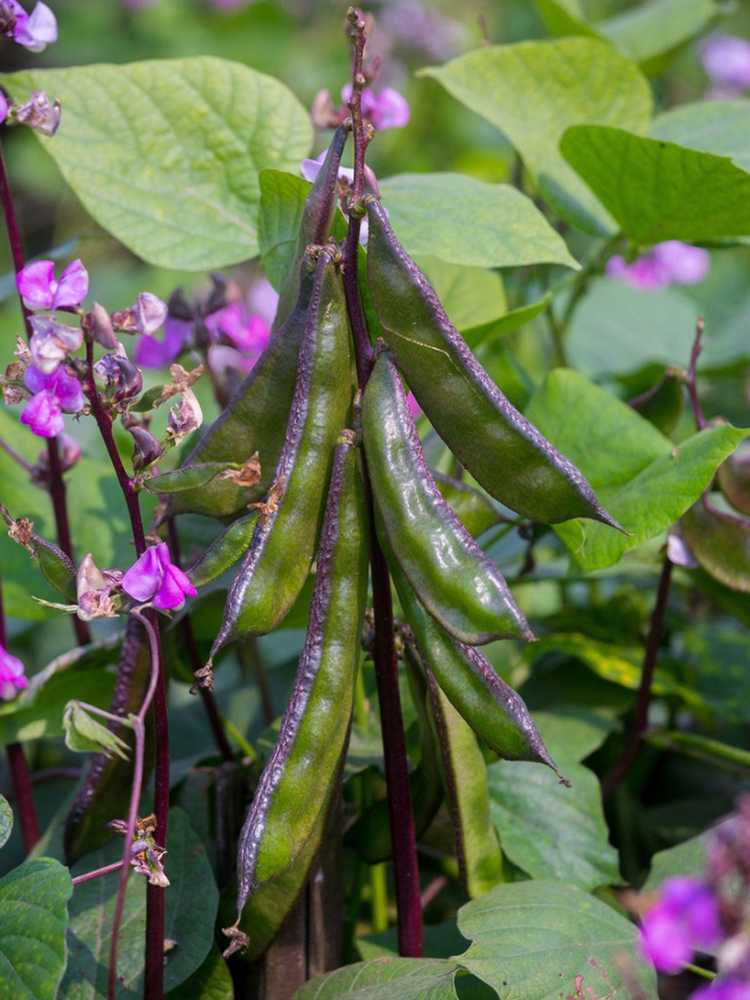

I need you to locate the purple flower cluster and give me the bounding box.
[0,0,56,53]
[122,542,197,611]
[640,797,750,997]
[0,644,28,701]
[607,241,710,291]
[701,34,750,98]
[341,82,410,131]
[379,0,467,61]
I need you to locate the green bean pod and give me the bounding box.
[421,655,503,898]
[365,198,618,528]
[208,252,353,655]
[717,442,750,517]
[233,436,368,923]
[363,349,532,645]
[681,496,750,593]
[1,505,76,598]
[187,511,259,588]
[169,127,349,519]
[388,546,561,776]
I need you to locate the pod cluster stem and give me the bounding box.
[0,140,90,647]
[343,6,423,959]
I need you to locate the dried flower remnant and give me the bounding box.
[219,451,262,489]
[0,1,57,52]
[607,241,710,291]
[122,542,197,611]
[11,89,61,136]
[111,815,169,887]
[0,644,28,701]
[166,388,203,445]
[75,554,122,621]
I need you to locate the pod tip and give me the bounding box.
[595,506,628,535]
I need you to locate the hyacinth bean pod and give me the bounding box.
[387,548,560,775]
[365,198,619,528]
[421,657,503,898]
[64,618,151,861]
[231,436,367,922]
[207,252,353,655]
[168,128,349,519]
[681,496,750,593]
[363,349,532,645]
[717,442,750,517]
[187,511,259,589]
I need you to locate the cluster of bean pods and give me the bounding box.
[138,125,619,956]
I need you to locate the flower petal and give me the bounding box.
[122,546,163,603]
[54,258,89,308]
[20,389,64,438]
[17,259,56,310]
[153,566,188,611]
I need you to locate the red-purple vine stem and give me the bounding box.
[84,343,169,998]
[342,6,423,958]
[0,138,90,647]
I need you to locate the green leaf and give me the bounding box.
[63,701,130,759]
[0,858,73,1000]
[416,257,506,331]
[61,809,217,998]
[526,369,747,570]
[643,832,709,892]
[487,758,621,890]
[535,0,593,38]
[420,39,651,234]
[0,795,11,850]
[463,295,550,349]
[165,946,233,1000]
[561,125,750,244]
[258,169,309,290]
[378,173,580,269]
[533,709,617,764]
[295,958,461,1000]
[1,58,312,270]
[456,880,658,999]
[652,100,750,171]
[678,622,750,722]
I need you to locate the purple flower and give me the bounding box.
[692,981,749,1000]
[640,877,721,974]
[21,364,84,438]
[122,542,197,611]
[0,1,57,53]
[300,150,354,185]
[205,304,270,356]
[29,315,83,374]
[341,83,410,131]
[135,316,191,369]
[246,277,278,328]
[607,241,710,291]
[18,258,89,312]
[0,643,28,701]
[701,35,750,92]
[0,93,7,125]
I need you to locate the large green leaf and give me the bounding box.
[2,58,312,270]
[0,796,11,850]
[165,947,233,1000]
[562,124,750,244]
[61,809,217,998]
[678,622,750,723]
[378,173,579,269]
[421,39,651,234]
[488,758,620,890]
[296,958,461,1000]
[0,858,73,1000]
[526,369,747,570]
[652,100,750,171]
[257,168,310,290]
[456,880,658,998]
[643,832,709,892]
[533,709,617,763]
[416,257,506,331]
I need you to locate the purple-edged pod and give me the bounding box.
[681,495,750,593]
[418,651,503,898]
[387,545,561,776]
[64,619,151,861]
[717,441,750,517]
[365,198,619,529]
[206,253,353,658]
[187,511,259,589]
[362,349,532,645]
[169,128,349,520]
[228,436,368,934]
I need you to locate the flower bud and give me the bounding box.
[167,286,193,322]
[13,89,60,136]
[94,353,143,402]
[112,292,168,336]
[129,425,162,472]
[84,301,118,349]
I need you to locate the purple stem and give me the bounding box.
[602,556,673,799]
[687,318,707,431]
[166,518,233,761]
[0,139,90,647]
[343,7,423,958]
[0,435,33,473]
[72,859,123,887]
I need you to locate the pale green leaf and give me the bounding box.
[420,39,652,234]
[258,168,310,290]
[533,709,617,763]
[488,759,621,890]
[0,858,73,1000]
[463,295,550,349]
[379,173,580,269]
[0,795,11,850]
[416,257,506,330]
[295,958,461,1000]
[63,701,130,760]
[61,809,217,998]
[456,880,658,999]
[643,832,709,892]
[652,100,750,171]
[526,369,747,570]
[561,124,750,243]
[1,58,312,270]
